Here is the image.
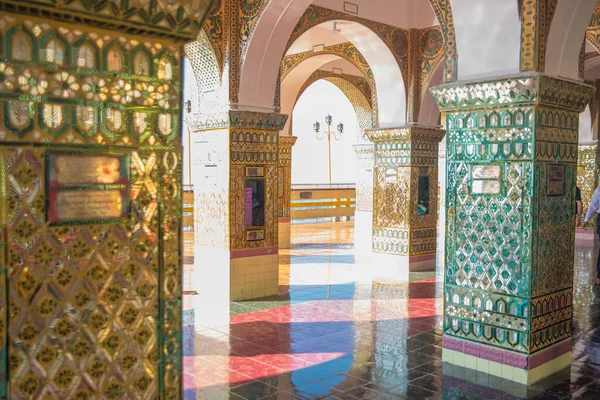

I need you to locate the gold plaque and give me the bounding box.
[472,165,501,180]
[51,190,125,222]
[246,229,265,241]
[547,164,564,196]
[47,152,130,224]
[472,180,501,195]
[53,155,124,185]
[246,167,264,177]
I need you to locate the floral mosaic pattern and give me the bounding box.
[0,12,187,399]
[432,75,592,355]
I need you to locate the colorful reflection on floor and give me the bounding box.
[182,223,600,399]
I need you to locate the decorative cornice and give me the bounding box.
[353,143,374,154]
[365,126,445,143]
[229,111,288,131]
[193,111,288,131]
[431,74,594,113]
[279,136,298,148]
[1,0,214,42]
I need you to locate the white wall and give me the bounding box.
[291,80,358,185]
[182,57,197,186]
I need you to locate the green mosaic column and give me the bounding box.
[431,75,594,385]
[365,126,445,272]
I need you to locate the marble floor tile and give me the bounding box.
[183,222,600,400]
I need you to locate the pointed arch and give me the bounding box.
[546,0,598,80]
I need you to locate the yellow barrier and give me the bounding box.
[180,186,356,231]
[182,190,194,231]
[290,188,356,220]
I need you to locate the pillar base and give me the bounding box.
[231,249,279,301]
[371,251,436,271]
[354,210,373,262]
[279,217,291,249]
[575,228,595,241]
[442,336,572,385]
[192,246,230,329]
[367,252,436,284]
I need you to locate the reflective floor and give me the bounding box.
[182,222,600,399]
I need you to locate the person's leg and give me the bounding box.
[596,216,600,284]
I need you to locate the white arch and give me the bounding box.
[546,0,598,80]
[418,59,443,125]
[579,105,594,144]
[238,0,312,111]
[452,0,521,80]
[280,54,346,134]
[336,21,405,127]
[241,5,406,126]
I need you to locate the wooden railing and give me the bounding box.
[180,184,357,231]
[290,184,356,220]
[182,186,194,232]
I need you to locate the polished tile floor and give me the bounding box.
[182,223,600,400]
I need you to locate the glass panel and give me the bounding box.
[133,112,148,135]
[43,104,63,129]
[245,178,265,227]
[107,48,123,72]
[76,106,95,131]
[105,109,122,132]
[417,174,430,215]
[77,44,95,68]
[157,57,173,80]
[134,52,150,76]
[158,113,171,136]
[45,39,65,65]
[12,32,32,61]
[8,101,31,129]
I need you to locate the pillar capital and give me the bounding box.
[431,73,593,113]
[278,135,298,150]
[366,126,445,144]
[193,110,288,132]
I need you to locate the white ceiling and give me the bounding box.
[287,24,351,55]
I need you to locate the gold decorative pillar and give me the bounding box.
[0,0,212,397]
[366,127,445,271]
[278,136,297,249]
[577,145,598,230]
[193,111,287,302]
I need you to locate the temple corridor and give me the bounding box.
[181,224,600,400]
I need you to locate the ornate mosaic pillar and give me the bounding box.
[577,145,598,230]
[354,143,375,262]
[0,0,212,397]
[365,127,445,271]
[278,135,297,249]
[431,75,594,385]
[193,111,287,302]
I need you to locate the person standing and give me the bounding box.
[576,186,582,226]
[582,185,600,286]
